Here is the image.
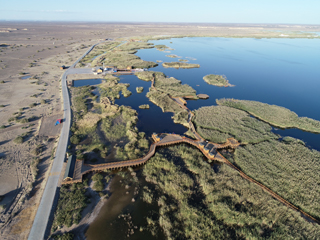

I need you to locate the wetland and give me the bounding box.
[53,37,320,239]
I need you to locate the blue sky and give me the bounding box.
[1,0,319,24]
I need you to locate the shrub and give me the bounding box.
[14,136,24,144]
[70,135,80,144]
[29,103,36,108]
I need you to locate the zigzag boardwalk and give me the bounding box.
[64,71,320,226]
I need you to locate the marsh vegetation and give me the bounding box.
[146,89,189,127]
[217,99,320,133]
[194,105,278,144]
[90,42,158,69]
[70,82,149,163]
[233,138,320,220]
[154,44,173,51]
[203,74,231,87]
[162,62,200,69]
[51,183,87,231]
[141,145,320,239]
[153,72,197,98]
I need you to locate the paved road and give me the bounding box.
[28,42,103,240]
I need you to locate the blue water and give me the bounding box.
[116,75,188,136]
[135,37,320,150]
[73,38,320,151]
[20,75,31,79]
[73,78,103,87]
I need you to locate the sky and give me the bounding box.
[1,0,320,24]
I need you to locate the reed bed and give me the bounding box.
[217,99,320,133]
[233,138,320,220]
[154,72,197,98]
[162,62,200,69]
[203,74,230,87]
[194,106,278,144]
[142,145,320,239]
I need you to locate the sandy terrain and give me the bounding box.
[0,21,319,240]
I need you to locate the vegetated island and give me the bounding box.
[203,74,233,87]
[162,62,200,69]
[136,86,144,93]
[139,104,150,109]
[166,54,181,58]
[154,44,174,51]
[178,59,188,62]
[217,98,320,133]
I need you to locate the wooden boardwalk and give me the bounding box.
[62,72,320,225]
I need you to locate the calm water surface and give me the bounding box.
[85,37,320,239]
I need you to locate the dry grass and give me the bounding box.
[233,138,320,220]
[203,74,230,87]
[194,105,278,144]
[153,72,197,98]
[162,62,200,69]
[77,112,102,129]
[142,145,320,239]
[217,99,320,133]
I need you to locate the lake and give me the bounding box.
[85,37,320,239]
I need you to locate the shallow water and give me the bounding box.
[73,78,103,87]
[20,75,31,79]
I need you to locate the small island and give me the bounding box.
[136,86,144,93]
[155,44,174,51]
[166,54,181,58]
[162,62,200,69]
[203,74,232,87]
[139,104,150,109]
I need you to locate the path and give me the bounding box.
[28,41,106,240]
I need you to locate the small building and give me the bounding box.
[60,65,66,70]
[152,133,161,142]
[199,141,206,149]
[208,148,217,159]
[67,80,74,87]
[204,143,214,153]
[63,155,76,182]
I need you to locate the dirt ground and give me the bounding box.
[38,114,63,138]
[0,22,319,240]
